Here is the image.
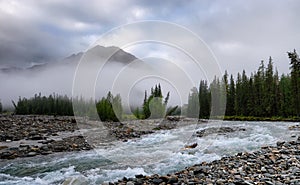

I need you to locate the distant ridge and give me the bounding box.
[0,45,140,73]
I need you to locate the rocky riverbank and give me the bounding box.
[0,115,93,160]
[0,115,193,160]
[110,137,300,185]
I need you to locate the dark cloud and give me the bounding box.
[0,0,299,74]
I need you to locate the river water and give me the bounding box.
[0,121,298,185]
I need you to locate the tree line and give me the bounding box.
[186,50,300,119]
[11,84,173,121]
[12,93,74,116]
[9,50,300,120]
[11,92,123,121]
[0,100,2,113]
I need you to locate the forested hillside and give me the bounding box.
[187,50,300,119]
[11,50,300,121]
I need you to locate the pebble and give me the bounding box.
[111,136,300,185]
[0,115,92,160]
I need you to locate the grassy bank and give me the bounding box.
[223,116,300,122]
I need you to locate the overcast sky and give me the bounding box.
[0,0,299,75]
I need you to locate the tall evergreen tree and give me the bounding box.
[210,76,222,117]
[288,50,300,116]
[199,80,211,118]
[96,92,123,122]
[226,75,235,116]
[247,75,255,116]
[187,87,200,118]
[279,74,293,117]
[235,73,242,116]
[142,84,170,119]
[143,91,150,119]
[240,70,249,116]
[264,57,275,116]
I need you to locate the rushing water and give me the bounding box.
[0,121,298,185]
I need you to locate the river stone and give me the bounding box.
[152,178,163,184]
[126,181,134,185]
[27,152,37,157]
[61,177,88,185]
[168,175,178,183]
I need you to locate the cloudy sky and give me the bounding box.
[0,0,299,75]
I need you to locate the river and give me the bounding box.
[0,121,298,185]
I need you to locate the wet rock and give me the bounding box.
[135,174,144,179]
[196,127,246,137]
[126,181,134,185]
[168,175,178,183]
[0,146,8,150]
[111,136,300,185]
[166,116,181,121]
[28,135,44,140]
[152,178,163,184]
[27,152,37,157]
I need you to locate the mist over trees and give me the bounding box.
[10,50,300,121]
[186,50,300,119]
[12,92,123,122]
[96,92,122,122]
[12,93,73,116]
[142,84,170,119]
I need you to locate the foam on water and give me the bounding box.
[0,121,298,184]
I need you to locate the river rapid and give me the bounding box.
[0,121,298,185]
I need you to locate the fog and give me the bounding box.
[0,45,218,113]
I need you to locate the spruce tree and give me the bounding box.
[288,50,300,116]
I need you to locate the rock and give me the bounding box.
[27,152,37,157]
[159,176,169,182]
[277,141,285,147]
[135,174,144,178]
[168,176,178,183]
[196,127,246,137]
[0,151,15,159]
[166,116,181,121]
[185,143,198,149]
[152,178,163,184]
[0,146,8,150]
[126,181,134,185]
[261,167,267,173]
[61,177,88,185]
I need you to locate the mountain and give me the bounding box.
[0,45,140,73]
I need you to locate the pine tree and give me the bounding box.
[187,87,199,118]
[133,107,141,119]
[143,90,150,119]
[199,80,211,118]
[288,50,300,116]
[279,74,293,117]
[235,73,242,116]
[142,84,170,119]
[241,70,249,116]
[220,71,228,116]
[264,57,275,117]
[247,75,255,116]
[210,76,222,117]
[226,75,235,116]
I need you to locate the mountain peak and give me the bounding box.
[86,45,138,64]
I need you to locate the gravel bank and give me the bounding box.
[0,115,192,160]
[0,115,92,159]
[110,137,300,185]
